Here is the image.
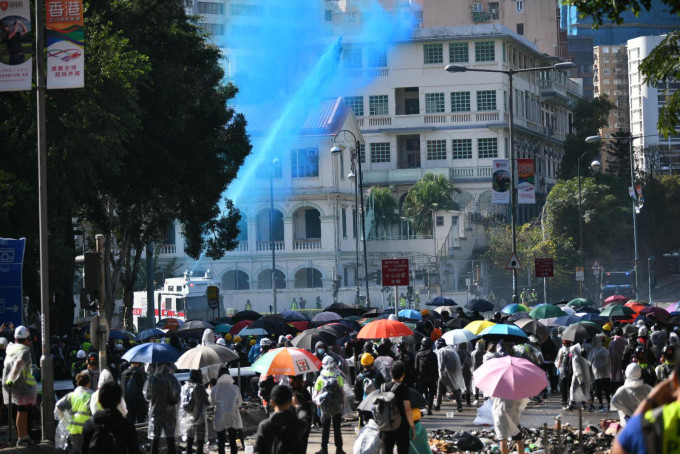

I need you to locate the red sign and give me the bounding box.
[382,259,410,286]
[132,308,142,316]
[535,258,554,278]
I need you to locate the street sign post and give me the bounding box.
[575,267,585,282]
[207,285,219,319]
[505,253,522,270]
[535,258,554,278]
[382,259,409,315]
[591,260,602,276]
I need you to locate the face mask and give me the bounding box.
[317,349,325,355]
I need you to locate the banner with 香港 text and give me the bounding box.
[46,0,84,89]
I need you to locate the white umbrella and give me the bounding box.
[434,305,458,315]
[176,345,238,370]
[442,329,478,345]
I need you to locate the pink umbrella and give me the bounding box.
[473,356,547,400]
[667,302,680,313]
[640,306,670,321]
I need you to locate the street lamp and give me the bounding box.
[347,169,361,304]
[577,152,601,297]
[446,61,576,303]
[269,158,279,313]
[331,130,370,306]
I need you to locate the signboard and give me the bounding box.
[517,158,536,204]
[575,266,585,282]
[492,159,511,204]
[0,0,32,91]
[46,0,84,89]
[535,258,554,278]
[0,237,25,326]
[505,253,522,270]
[207,285,219,310]
[592,260,602,276]
[381,259,409,286]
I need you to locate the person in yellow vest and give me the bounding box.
[56,372,93,454]
[399,294,407,309]
[2,325,37,446]
[291,298,299,310]
[245,300,252,311]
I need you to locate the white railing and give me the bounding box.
[424,114,447,124]
[450,113,472,123]
[158,244,176,255]
[293,239,322,250]
[233,242,248,252]
[451,167,493,179]
[476,111,499,121]
[368,116,391,126]
[369,234,433,241]
[343,68,388,79]
[256,241,284,251]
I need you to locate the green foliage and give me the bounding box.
[370,187,400,235]
[565,0,680,26]
[603,131,632,178]
[402,173,459,235]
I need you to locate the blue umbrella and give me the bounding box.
[578,313,607,323]
[136,328,165,341]
[281,310,311,322]
[479,324,528,343]
[121,343,182,364]
[109,330,132,340]
[313,312,342,323]
[552,315,583,326]
[501,304,529,315]
[398,309,422,320]
[238,327,269,337]
[426,296,456,307]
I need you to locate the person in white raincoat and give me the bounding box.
[588,333,612,411]
[89,368,127,417]
[491,397,528,454]
[210,367,243,454]
[434,338,465,411]
[179,369,210,454]
[569,344,594,411]
[610,363,653,427]
[2,325,37,446]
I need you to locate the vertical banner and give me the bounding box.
[517,158,536,204]
[492,159,511,204]
[0,0,32,91]
[0,238,25,327]
[46,0,84,89]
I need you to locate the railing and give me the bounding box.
[233,242,248,252]
[451,167,493,179]
[363,111,503,130]
[342,68,388,79]
[369,234,433,241]
[424,114,447,124]
[293,239,322,250]
[362,167,451,185]
[256,241,284,251]
[368,116,391,126]
[158,244,176,255]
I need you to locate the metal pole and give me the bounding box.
[630,140,640,299]
[270,168,277,313]
[543,276,548,304]
[508,72,519,304]
[356,143,370,307]
[578,155,583,297]
[146,241,154,329]
[353,168,360,304]
[648,257,653,305]
[36,0,55,441]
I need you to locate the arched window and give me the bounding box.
[294,267,323,288]
[292,208,321,240]
[221,270,250,290]
[256,209,284,242]
[258,269,286,290]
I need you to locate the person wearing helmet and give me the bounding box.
[394,339,416,388]
[56,371,93,454]
[71,350,88,385]
[632,345,657,387]
[415,338,437,415]
[216,338,227,347]
[313,356,345,454]
[354,353,385,426]
[83,352,100,391]
[2,325,37,446]
[655,345,675,382]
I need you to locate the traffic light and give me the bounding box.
[423,273,429,286]
[75,251,100,311]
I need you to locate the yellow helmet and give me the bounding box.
[249,339,256,346]
[233,335,241,343]
[420,309,431,317]
[360,353,374,366]
[84,333,91,340]
[225,333,233,341]
[603,322,612,331]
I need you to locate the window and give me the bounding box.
[358,143,365,163]
[452,139,472,159]
[475,41,495,62]
[603,68,611,75]
[478,138,498,158]
[367,47,387,67]
[343,47,362,69]
[201,23,224,35]
[198,2,224,14]
[344,96,364,116]
[451,91,471,112]
[230,3,262,16]
[370,143,391,163]
[604,79,610,85]
[472,3,482,12]
[516,23,524,35]
[477,90,496,111]
[425,93,445,113]
[603,47,609,53]
[449,42,468,63]
[369,95,389,116]
[325,9,332,21]
[516,0,523,12]
[424,44,443,64]
[436,216,444,227]
[291,148,319,178]
[352,209,357,237]
[342,208,347,237]
[426,140,446,160]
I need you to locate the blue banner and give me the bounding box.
[0,238,25,327]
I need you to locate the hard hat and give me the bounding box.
[360,353,374,366]
[87,352,99,366]
[0,338,8,347]
[115,344,124,351]
[84,333,91,340]
[234,336,241,343]
[249,339,256,346]
[225,334,233,341]
[322,355,336,367]
[216,338,227,346]
[603,323,612,331]
[420,309,430,317]
[260,338,272,348]
[77,350,86,359]
[14,325,29,340]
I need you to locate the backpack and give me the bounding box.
[371,383,403,432]
[88,422,120,454]
[363,376,376,396]
[317,374,343,420]
[419,351,438,379]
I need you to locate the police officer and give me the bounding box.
[244,300,252,311]
[83,352,101,391]
[71,350,87,385]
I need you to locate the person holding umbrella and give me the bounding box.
[144,363,181,454]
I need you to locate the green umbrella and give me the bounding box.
[214,324,233,334]
[567,298,595,309]
[600,304,636,318]
[529,304,567,320]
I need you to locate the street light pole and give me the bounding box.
[270,159,278,313]
[577,152,601,297]
[349,169,360,304]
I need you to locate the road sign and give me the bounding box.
[575,266,585,282]
[0,237,25,327]
[505,253,522,270]
[207,285,219,310]
[382,259,410,286]
[591,261,602,271]
[535,258,554,278]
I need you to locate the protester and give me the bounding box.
[144,363,181,454]
[491,395,528,454]
[180,369,210,454]
[122,361,147,423]
[555,340,573,408]
[434,338,465,412]
[568,344,593,411]
[378,360,415,454]
[313,356,346,454]
[83,353,101,391]
[90,368,127,417]
[211,367,243,454]
[588,333,612,411]
[415,338,438,415]
[394,340,415,388]
[609,328,627,391]
[610,363,653,427]
[56,372,93,454]
[253,385,306,454]
[82,381,139,454]
[355,352,385,425]
[456,341,473,406]
[655,345,675,382]
[290,375,312,453]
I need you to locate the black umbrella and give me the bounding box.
[507,312,532,322]
[465,298,494,312]
[514,318,550,342]
[577,306,600,314]
[666,315,680,326]
[324,302,365,318]
[445,318,469,329]
[561,322,602,343]
[246,316,295,336]
[357,387,428,411]
[319,323,354,338]
[426,296,457,307]
[175,320,215,337]
[291,329,338,350]
[232,310,263,323]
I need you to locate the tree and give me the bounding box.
[369,187,400,237]
[603,130,632,178]
[566,0,680,136]
[402,173,459,235]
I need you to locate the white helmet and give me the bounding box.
[216,338,227,346]
[322,355,336,367]
[77,350,86,359]
[0,338,8,347]
[115,344,124,351]
[14,325,29,340]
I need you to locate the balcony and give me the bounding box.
[256,241,284,252]
[158,244,177,255]
[359,111,502,131]
[539,80,570,105]
[362,166,492,185]
[342,68,389,79]
[232,242,248,252]
[293,239,322,250]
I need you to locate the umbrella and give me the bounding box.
[507,312,532,322]
[177,320,215,335]
[464,320,496,335]
[552,315,583,326]
[251,347,323,376]
[280,311,310,322]
[358,387,428,412]
[136,328,166,341]
[434,306,457,315]
[426,296,456,307]
[513,319,549,342]
[478,324,528,343]
[667,315,680,326]
[501,304,529,315]
[122,343,182,364]
[214,324,233,334]
[156,318,184,331]
[109,330,132,340]
[666,302,680,313]
[357,319,413,339]
[441,329,478,345]
[600,304,636,318]
[313,312,342,323]
[530,304,566,320]
[577,313,608,324]
[238,327,268,337]
[213,316,233,324]
[465,298,494,312]
[241,316,294,336]
[445,318,469,329]
[577,306,600,314]
[176,345,238,369]
[320,323,354,338]
[291,329,338,350]
[231,310,263,323]
[561,307,577,316]
[604,295,629,305]
[334,319,362,332]
[561,322,602,343]
[640,306,670,321]
[230,320,252,335]
[567,298,595,308]
[398,309,422,320]
[288,321,313,332]
[323,302,365,318]
[473,356,547,400]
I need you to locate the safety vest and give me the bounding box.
[291,301,298,309]
[245,302,252,311]
[400,297,407,308]
[66,387,92,435]
[642,401,680,453]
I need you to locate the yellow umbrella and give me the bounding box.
[464,320,496,335]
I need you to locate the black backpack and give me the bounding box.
[88,422,120,454]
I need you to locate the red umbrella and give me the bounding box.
[230,320,253,335]
[357,319,413,339]
[640,306,670,321]
[288,321,312,332]
[605,295,628,305]
[625,301,646,308]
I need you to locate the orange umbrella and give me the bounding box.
[357,319,413,339]
[251,347,322,376]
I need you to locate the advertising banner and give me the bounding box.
[0,0,32,92]
[517,158,535,204]
[0,238,25,327]
[46,0,84,89]
[492,159,511,204]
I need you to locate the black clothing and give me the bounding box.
[415,347,438,384]
[253,408,306,454]
[380,381,411,454]
[395,350,416,388]
[321,413,342,451]
[218,428,238,454]
[82,408,139,454]
[122,366,147,423]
